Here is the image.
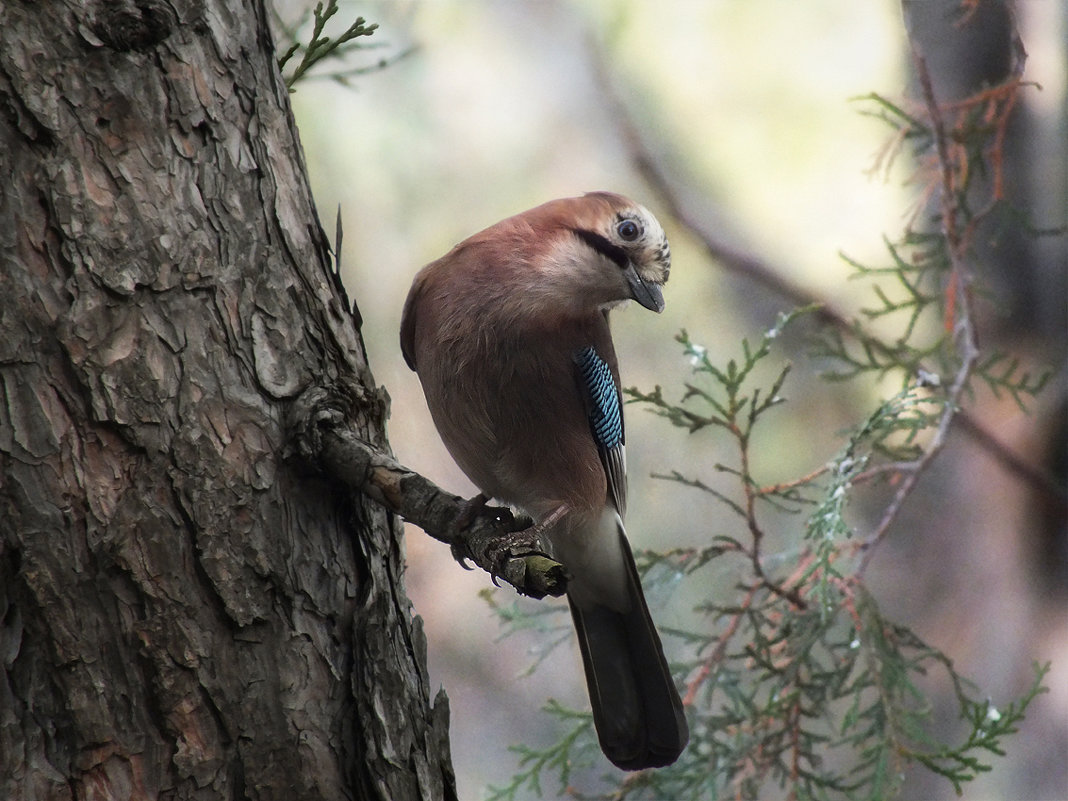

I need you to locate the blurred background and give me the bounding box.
[279,1,1066,798]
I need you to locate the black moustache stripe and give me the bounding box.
[571,228,629,269]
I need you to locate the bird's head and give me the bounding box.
[565,192,670,313]
[498,192,671,316]
[403,193,672,348]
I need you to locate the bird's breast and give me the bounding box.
[417,321,609,522]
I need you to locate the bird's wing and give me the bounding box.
[573,344,627,518]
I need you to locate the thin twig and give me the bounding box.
[683,582,760,706]
[857,48,981,575]
[757,466,830,498]
[738,423,807,608]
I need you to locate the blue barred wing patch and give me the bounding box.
[574,346,622,451]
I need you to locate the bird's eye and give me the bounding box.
[616,219,641,242]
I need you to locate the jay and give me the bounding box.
[400,192,688,770]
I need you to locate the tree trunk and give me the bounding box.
[0,2,454,799]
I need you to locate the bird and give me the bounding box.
[400,191,688,770]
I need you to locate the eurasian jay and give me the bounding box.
[400,191,688,770]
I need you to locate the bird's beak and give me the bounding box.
[624,264,665,313]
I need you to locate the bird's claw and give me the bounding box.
[447,495,557,593]
[449,542,475,570]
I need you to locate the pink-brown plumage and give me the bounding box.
[401,192,687,770]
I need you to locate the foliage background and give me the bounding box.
[280,1,1065,798]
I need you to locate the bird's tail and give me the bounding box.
[568,532,688,770]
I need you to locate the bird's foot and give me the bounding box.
[449,494,534,568]
[483,504,567,586]
[447,498,568,598]
[449,493,489,568]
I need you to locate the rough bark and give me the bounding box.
[0,1,454,799]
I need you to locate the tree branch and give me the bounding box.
[854,48,982,573]
[289,384,569,600]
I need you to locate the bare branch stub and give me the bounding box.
[289,383,569,599]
